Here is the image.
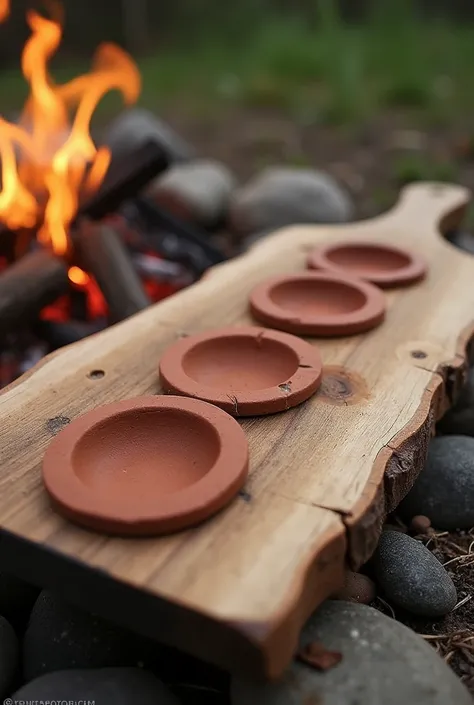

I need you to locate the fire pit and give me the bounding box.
[0,4,223,390]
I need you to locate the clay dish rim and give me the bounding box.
[42,395,249,536]
[159,326,323,416]
[307,240,427,288]
[249,271,386,337]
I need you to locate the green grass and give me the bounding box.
[2,7,474,127]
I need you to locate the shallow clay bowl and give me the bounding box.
[307,240,427,289]
[249,271,386,337]
[159,326,323,416]
[42,396,249,536]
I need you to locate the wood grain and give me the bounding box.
[0,182,473,679]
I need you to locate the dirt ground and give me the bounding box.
[165,105,474,222]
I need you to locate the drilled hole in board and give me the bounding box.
[411,350,427,360]
[88,369,105,380]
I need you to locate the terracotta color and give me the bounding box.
[307,240,427,288]
[159,326,323,416]
[249,271,386,337]
[42,395,249,536]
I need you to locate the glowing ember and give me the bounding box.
[0,3,141,255]
[68,265,89,286]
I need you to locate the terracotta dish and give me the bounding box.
[307,240,427,288]
[250,271,386,337]
[42,395,249,536]
[159,326,323,416]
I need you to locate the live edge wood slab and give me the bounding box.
[1,183,474,680]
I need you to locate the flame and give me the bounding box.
[0,5,141,254]
[0,0,8,22]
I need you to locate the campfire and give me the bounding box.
[0,1,223,390]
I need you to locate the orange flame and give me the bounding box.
[0,0,9,22]
[0,5,141,255]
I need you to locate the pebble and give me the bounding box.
[333,571,376,605]
[373,530,457,617]
[228,167,354,237]
[0,572,39,633]
[231,601,472,705]
[399,435,474,530]
[103,107,193,164]
[0,615,19,698]
[22,590,162,681]
[437,367,474,436]
[149,159,236,227]
[410,515,432,534]
[11,668,179,705]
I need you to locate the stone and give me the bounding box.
[373,530,457,617]
[437,367,474,436]
[332,571,376,605]
[229,167,354,237]
[22,590,229,701]
[23,590,162,681]
[399,435,474,530]
[103,107,193,164]
[0,615,19,698]
[410,515,432,534]
[0,572,39,633]
[11,668,179,705]
[149,159,236,227]
[231,601,472,705]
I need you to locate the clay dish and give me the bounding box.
[42,395,249,536]
[250,271,386,337]
[159,326,323,416]
[307,240,427,288]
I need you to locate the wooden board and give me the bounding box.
[1,182,473,680]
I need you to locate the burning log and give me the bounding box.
[0,249,69,334]
[74,221,150,323]
[79,140,169,222]
[0,139,168,334]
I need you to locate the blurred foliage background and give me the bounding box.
[2,0,474,218]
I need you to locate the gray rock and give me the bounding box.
[231,601,472,705]
[148,159,236,227]
[0,615,19,698]
[229,167,354,237]
[399,435,474,529]
[23,590,161,681]
[373,530,457,616]
[0,572,39,633]
[103,107,193,164]
[12,668,179,705]
[438,367,474,436]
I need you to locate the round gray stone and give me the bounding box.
[438,368,474,436]
[399,435,474,530]
[231,601,472,705]
[103,107,193,164]
[148,159,236,227]
[12,668,179,705]
[373,530,457,616]
[23,590,161,681]
[229,167,354,237]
